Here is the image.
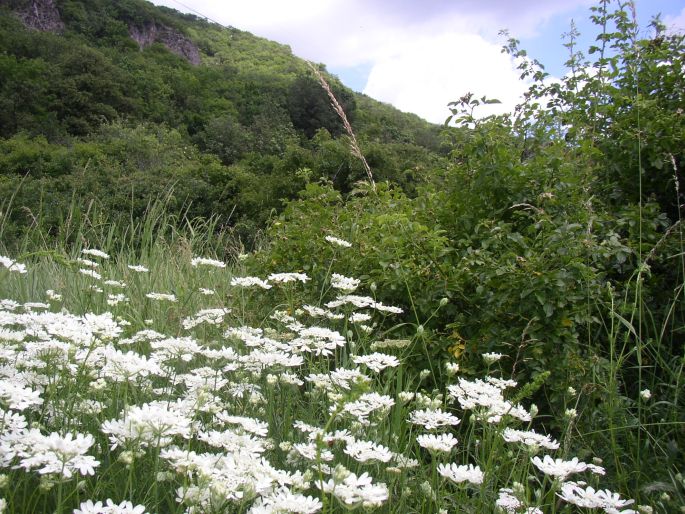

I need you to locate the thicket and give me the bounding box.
[250,1,685,502]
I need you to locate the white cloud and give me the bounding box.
[363,33,531,123]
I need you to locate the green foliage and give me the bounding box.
[0,0,441,247]
[251,2,685,504]
[287,74,357,138]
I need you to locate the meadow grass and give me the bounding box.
[0,205,663,514]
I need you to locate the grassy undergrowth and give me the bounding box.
[0,205,680,514]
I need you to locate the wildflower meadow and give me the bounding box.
[0,223,656,514]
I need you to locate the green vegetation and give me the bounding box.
[0,0,443,244]
[0,0,684,512]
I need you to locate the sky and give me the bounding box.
[149,0,685,124]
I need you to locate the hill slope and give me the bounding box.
[0,0,445,243]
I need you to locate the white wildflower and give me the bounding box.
[352,352,400,372]
[331,273,360,292]
[502,428,560,451]
[558,482,636,513]
[268,273,310,284]
[344,440,393,463]
[145,292,176,302]
[80,268,102,280]
[437,463,484,485]
[482,352,503,364]
[325,235,352,248]
[81,249,110,259]
[0,256,27,274]
[191,257,226,268]
[230,276,272,289]
[409,408,461,430]
[532,455,605,481]
[417,433,458,453]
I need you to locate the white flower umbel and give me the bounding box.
[127,264,149,273]
[502,428,560,451]
[82,248,110,259]
[290,326,346,356]
[496,488,522,513]
[0,379,43,410]
[448,377,530,423]
[79,268,102,280]
[482,352,503,364]
[145,292,177,302]
[14,430,99,479]
[639,389,652,401]
[437,463,484,485]
[344,440,393,463]
[74,499,148,514]
[101,401,192,450]
[77,258,99,268]
[0,255,27,274]
[340,392,394,425]
[191,256,226,268]
[182,308,230,330]
[326,294,404,314]
[230,276,272,289]
[318,471,389,508]
[416,433,458,453]
[558,482,636,513]
[215,413,269,437]
[330,273,360,292]
[248,486,322,514]
[352,352,400,372]
[325,235,352,248]
[532,455,605,481]
[408,408,461,430]
[268,272,310,284]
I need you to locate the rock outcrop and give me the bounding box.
[2,0,64,32]
[129,21,201,65]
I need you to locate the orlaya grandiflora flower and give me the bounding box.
[87,345,163,383]
[290,326,346,356]
[339,392,395,426]
[101,401,193,450]
[408,408,461,430]
[330,273,360,292]
[343,439,393,463]
[416,433,458,453]
[318,466,389,509]
[0,379,43,410]
[74,499,148,514]
[447,377,530,423]
[0,255,27,274]
[163,447,309,508]
[532,455,606,481]
[558,481,636,514]
[501,428,560,451]
[9,429,99,478]
[352,352,400,373]
[247,486,322,514]
[437,463,484,485]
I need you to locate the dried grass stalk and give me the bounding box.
[307,62,376,192]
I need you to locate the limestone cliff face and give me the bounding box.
[129,21,201,65]
[0,0,200,65]
[2,0,64,32]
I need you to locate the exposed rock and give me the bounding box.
[129,21,201,65]
[2,0,64,32]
